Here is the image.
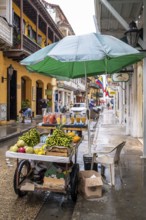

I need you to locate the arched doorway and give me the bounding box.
[7,68,17,121]
[21,76,32,109]
[36,80,43,115]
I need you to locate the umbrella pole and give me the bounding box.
[84,62,91,156]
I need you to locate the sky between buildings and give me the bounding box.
[48,0,96,35]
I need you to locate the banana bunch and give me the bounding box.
[53,128,66,137]
[34,148,46,155]
[19,128,40,147]
[34,144,46,155]
[30,128,40,143]
[46,128,72,148]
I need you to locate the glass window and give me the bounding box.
[38,35,42,45]
[23,19,26,33]
[13,12,20,28]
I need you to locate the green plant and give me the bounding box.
[21,99,30,108]
[47,100,52,107]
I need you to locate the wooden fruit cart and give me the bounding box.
[5,140,82,202]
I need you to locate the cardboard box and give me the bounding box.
[43,176,65,191]
[78,170,103,199]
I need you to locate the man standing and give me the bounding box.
[41,100,47,116]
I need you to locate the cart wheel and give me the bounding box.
[13,160,31,197]
[70,163,79,202]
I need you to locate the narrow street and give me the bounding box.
[0,110,146,220]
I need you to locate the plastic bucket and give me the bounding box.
[83,154,98,171]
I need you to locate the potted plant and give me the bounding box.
[21,99,30,109]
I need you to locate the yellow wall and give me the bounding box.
[0,52,56,119]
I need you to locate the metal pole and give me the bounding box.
[119,83,123,124]
[84,62,91,155]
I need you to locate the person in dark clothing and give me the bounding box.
[40,100,47,115]
[89,100,95,109]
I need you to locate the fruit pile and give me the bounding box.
[72,135,81,143]
[8,128,80,155]
[9,139,34,154]
[45,128,72,148]
[34,145,46,155]
[9,128,40,154]
[67,131,81,143]
[67,132,75,137]
[18,128,40,147]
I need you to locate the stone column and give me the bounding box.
[142,0,146,157]
[119,83,123,124]
[137,63,143,137]
[126,80,130,135]
[52,86,57,113]
[130,65,137,137]
[122,82,126,124]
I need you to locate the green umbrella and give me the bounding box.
[20,32,146,155]
[20,32,146,78]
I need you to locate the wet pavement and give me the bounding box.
[35,193,75,220]
[0,116,42,143]
[0,110,145,219]
[72,109,146,220]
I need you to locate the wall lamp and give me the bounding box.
[124,21,140,48]
[1,64,14,83]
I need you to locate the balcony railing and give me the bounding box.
[0,17,12,47]
[57,81,86,91]
[89,82,99,89]
[23,35,41,54]
[96,92,103,97]
[5,33,42,61]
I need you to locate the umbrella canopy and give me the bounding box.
[20,32,146,155]
[20,32,146,79]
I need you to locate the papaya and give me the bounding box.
[67,132,75,137]
[73,135,81,143]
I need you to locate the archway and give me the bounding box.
[21,76,32,109]
[36,80,44,115]
[7,68,17,121]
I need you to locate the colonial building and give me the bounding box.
[94,0,146,156]
[0,0,64,123]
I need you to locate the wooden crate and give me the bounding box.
[46,146,71,157]
[46,151,68,157]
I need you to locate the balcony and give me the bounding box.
[89,82,99,89]
[57,81,76,91]
[23,35,41,54]
[4,34,41,61]
[57,81,86,92]
[96,92,103,98]
[4,0,63,61]
[0,16,13,49]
